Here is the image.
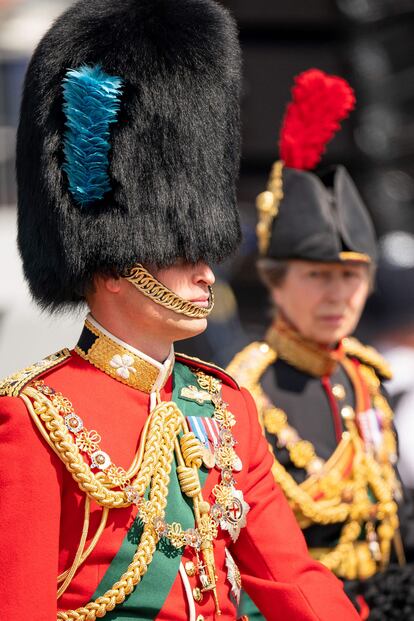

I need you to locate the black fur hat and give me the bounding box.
[16,0,242,310]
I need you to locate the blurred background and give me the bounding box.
[1,1,414,459]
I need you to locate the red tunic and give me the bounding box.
[0,349,359,620]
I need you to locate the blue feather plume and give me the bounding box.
[62,65,123,206]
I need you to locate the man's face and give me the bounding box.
[116,260,215,342]
[272,260,370,346]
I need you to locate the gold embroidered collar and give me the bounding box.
[266,318,344,378]
[75,316,174,393]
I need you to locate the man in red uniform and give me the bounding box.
[0,1,359,619]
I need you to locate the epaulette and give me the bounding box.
[343,337,392,381]
[175,352,239,390]
[0,349,71,398]
[226,342,277,390]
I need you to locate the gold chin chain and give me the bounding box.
[125,264,214,319]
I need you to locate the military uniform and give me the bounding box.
[0,317,362,620]
[1,5,359,620]
[229,321,402,615]
[228,70,408,619]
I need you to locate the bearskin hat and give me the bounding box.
[16,0,242,310]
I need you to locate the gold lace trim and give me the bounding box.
[75,320,168,393]
[265,318,343,377]
[256,160,284,256]
[0,349,71,397]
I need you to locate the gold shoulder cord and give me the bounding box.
[20,378,219,620]
[229,343,401,580]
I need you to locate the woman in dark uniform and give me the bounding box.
[229,69,409,620]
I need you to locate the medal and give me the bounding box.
[201,444,216,469]
[220,489,250,543]
[180,385,212,405]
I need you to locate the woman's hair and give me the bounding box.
[256,259,291,290]
[257,258,376,292]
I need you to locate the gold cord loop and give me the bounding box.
[180,432,203,469]
[176,466,202,498]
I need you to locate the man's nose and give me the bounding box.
[194,263,215,287]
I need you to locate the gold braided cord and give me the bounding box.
[56,401,184,621]
[125,264,214,319]
[57,496,91,599]
[57,508,109,585]
[23,386,164,509]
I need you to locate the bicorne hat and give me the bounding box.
[256,69,377,265]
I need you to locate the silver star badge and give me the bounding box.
[225,548,242,605]
[220,489,250,543]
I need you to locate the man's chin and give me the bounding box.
[170,317,209,343]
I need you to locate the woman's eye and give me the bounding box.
[344,271,359,279]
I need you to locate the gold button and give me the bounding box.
[193,587,203,602]
[185,561,196,577]
[332,384,346,401]
[341,406,355,420]
[196,617,205,621]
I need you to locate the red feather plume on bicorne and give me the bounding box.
[279,68,356,170]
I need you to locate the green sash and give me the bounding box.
[239,592,265,621]
[92,362,212,620]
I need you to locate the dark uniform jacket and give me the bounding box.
[229,318,409,619]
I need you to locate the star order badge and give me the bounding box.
[220,489,250,543]
[225,548,242,605]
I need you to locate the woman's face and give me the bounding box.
[271,260,371,346]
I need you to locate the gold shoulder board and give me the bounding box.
[0,349,71,398]
[227,342,277,390]
[343,337,392,381]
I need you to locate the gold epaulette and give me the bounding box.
[175,352,239,389]
[226,342,277,390]
[0,349,71,398]
[343,337,392,381]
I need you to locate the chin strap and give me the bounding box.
[124,264,214,319]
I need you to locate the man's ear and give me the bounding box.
[94,274,122,294]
